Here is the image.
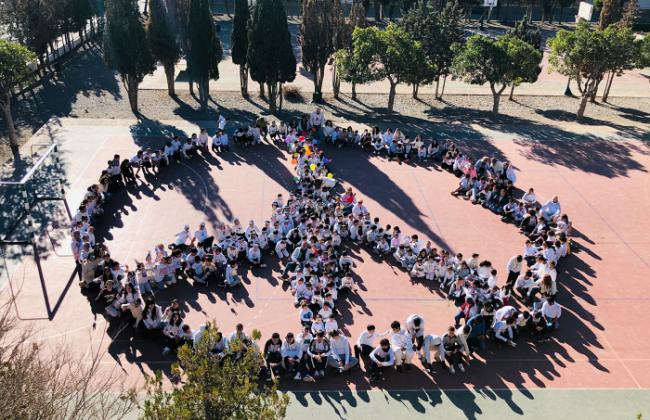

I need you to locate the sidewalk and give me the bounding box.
[117,388,650,419]
[284,389,650,419]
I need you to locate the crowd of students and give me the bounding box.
[70,108,571,384]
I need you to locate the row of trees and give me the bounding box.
[287,0,467,112]
[289,0,646,120]
[111,0,297,114]
[329,1,543,114]
[0,0,100,73]
[2,0,650,149]
[336,0,588,24]
[104,0,222,112]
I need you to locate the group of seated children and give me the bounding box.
[71,111,568,385]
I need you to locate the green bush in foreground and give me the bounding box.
[141,325,289,420]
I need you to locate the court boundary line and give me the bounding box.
[554,170,644,389]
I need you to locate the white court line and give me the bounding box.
[70,135,111,187]
[23,323,96,344]
[599,331,642,389]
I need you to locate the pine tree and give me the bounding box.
[247,0,296,113]
[506,19,543,100]
[351,24,420,113]
[331,0,355,98]
[600,25,637,102]
[142,325,288,419]
[452,34,537,114]
[401,0,463,100]
[69,0,94,40]
[548,22,612,120]
[507,18,542,50]
[104,0,156,113]
[186,0,223,111]
[169,0,193,94]
[147,0,181,96]
[350,0,367,28]
[232,0,251,97]
[332,0,352,52]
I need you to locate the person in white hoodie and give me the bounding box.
[390,320,415,372]
[327,330,358,372]
[282,332,309,381]
[296,325,315,382]
[405,314,426,358]
[247,243,263,267]
[422,334,444,373]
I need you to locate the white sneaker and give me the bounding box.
[294,373,302,381]
[319,370,325,377]
[303,375,315,383]
[449,365,456,375]
[313,371,320,377]
[162,347,171,355]
[458,364,465,373]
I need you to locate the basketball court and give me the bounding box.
[2,117,649,418]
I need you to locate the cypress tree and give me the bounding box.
[69,0,94,40]
[300,0,334,101]
[104,0,156,113]
[247,0,296,113]
[231,0,251,97]
[147,0,181,96]
[187,0,223,111]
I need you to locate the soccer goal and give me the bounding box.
[0,142,70,241]
[1,142,74,319]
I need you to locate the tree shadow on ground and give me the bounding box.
[418,104,649,178]
[126,116,292,231]
[4,44,121,141]
[45,89,628,418]
[534,108,650,142]
[606,104,650,125]
[321,143,454,252]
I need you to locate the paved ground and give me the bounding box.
[2,115,649,418]
[282,389,650,419]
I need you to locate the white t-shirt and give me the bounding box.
[542,301,562,319]
[356,330,386,347]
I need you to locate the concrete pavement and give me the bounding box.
[284,389,650,420]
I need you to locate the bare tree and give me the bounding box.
[0,298,138,419]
